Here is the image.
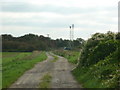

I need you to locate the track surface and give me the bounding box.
[10,53,81,88]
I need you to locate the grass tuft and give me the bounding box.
[39,73,52,88]
[51,55,58,62]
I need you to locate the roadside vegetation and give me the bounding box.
[72,32,120,88]
[2,51,47,88]
[53,50,80,64]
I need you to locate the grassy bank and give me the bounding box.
[72,49,119,88]
[53,50,80,64]
[2,51,47,88]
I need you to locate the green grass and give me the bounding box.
[53,50,80,64]
[66,51,79,64]
[72,67,102,88]
[39,73,52,88]
[2,51,47,88]
[48,52,58,62]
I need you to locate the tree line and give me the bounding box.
[2,34,85,52]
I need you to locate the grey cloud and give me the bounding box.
[0,2,116,15]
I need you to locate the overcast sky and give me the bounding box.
[0,0,119,39]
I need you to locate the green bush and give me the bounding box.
[72,49,119,88]
[72,32,119,88]
[87,40,118,66]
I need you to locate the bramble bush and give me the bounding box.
[72,32,120,88]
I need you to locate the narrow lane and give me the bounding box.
[10,52,81,88]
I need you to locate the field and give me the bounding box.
[2,51,47,88]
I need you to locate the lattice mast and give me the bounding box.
[69,24,74,41]
[69,24,74,48]
[71,24,74,41]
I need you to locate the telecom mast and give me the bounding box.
[71,24,74,41]
[69,24,74,41]
[69,24,74,49]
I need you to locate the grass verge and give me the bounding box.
[53,50,80,64]
[2,51,47,88]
